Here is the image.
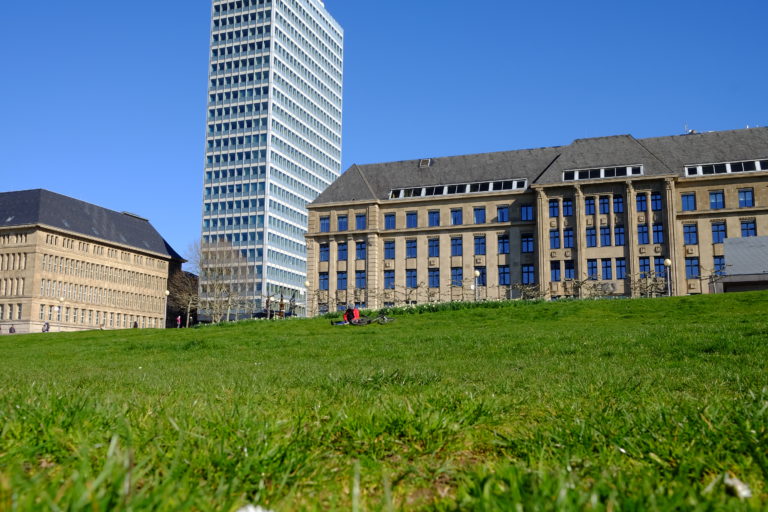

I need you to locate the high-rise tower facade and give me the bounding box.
[201,0,343,311]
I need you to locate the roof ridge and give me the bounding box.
[631,135,676,174]
[352,164,377,199]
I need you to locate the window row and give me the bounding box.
[0,278,24,297]
[213,9,271,28]
[318,265,536,290]
[0,303,22,321]
[41,254,164,291]
[39,304,160,329]
[390,179,527,200]
[549,193,660,217]
[0,253,27,271]
[214,1,272,14]
[683,220,757,245]
[563,166,643,182]
[685,160,768,177]
[40,280,165,313]
[681,188,755,211]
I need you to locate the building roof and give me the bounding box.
[0,189,183,261]
[724,236,768,275]
[311,127,768,205]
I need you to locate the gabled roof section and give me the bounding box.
[0,189,183,261]
[641,127,768,170]
[311,146,562,205]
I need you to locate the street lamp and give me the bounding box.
[164,289,170,328]
[473,270,481,302]
[304,280,311,317]
[663,259,672,297]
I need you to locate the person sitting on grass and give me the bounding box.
[331,305,355,326]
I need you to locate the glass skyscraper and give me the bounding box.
[201,0,342,310]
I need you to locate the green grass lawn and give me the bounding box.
[1,292,767,511]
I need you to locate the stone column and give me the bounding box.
[664,178,679,296]
[625,182,639,296]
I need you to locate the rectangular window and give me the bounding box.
[319,272,329,290]
[384,240,395,260]
[337,242,348,261]
[522,264,535,285]
[652,223,664,244]
[474,207,486,224]
[521,233,534,253]
[319,216,330,232]
[683,224,698,245]
[614,195,624,214]
[337,271,347,290]
[384,270,395,289]
[499,265,511,286]
[356,241,367,260]
[600,227,611,247]
[337,215,348,232]
[521,204,534,221]
[739,188,754,208]
[406,211,418,228]
[709,191,724,210]
[429,268,440,288]
[319,243,329,262]
[406,269,417,288]
[498,234,510,254]
[599,196,610,215]
[451,267,463,287]
[638,224,649,245]
[564,260,575,280]
[475,266,487,286]
[497,206,509,222]
[549,200,560,218]
[615,258,626,279]
[712,222,727,244]
[637,194,648,212]
[406,239,417,258]
[563,228,574,249]
[639,257,651,277]
[587,259,598,280]
[474,236,486,255]
[651,192,662,211]
[586,227,597,247]
[355,270,367,289]
[550,261,561,282]
[654,257,666,276]
[741,220,757,237]
[685,257,700,279]
[451,237,463,256]
[356,214,367,230]
[549,229,561,249]
[562,199,574,217]
[428,238,440,258]
[601,259,613,280]
[614,225,625,246]
[451,209,463,225]
[428,210,440,227]
[681,193,696,211]
[714,256,726,275]
[585,197,595,215]
[384,213,396,230]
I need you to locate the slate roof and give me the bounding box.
[724,236,768,275]
[311,127,768,205]
[0,189,183,261]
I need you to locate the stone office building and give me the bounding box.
[304,128,768,314]
[0,189,183,333]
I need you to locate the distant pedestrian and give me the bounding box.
[42,322,50,333]
[9,325,16,334]
[133,321,138,329]
[176,315,182,328]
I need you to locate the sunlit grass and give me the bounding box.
[1,291,767,510]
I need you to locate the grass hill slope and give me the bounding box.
[1,292,767,510]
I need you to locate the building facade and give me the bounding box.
[0,190,183,334]
[305,128,768,314]
[201,0,343,311]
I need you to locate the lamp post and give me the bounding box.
[473,270,480,302]
[303,280,311,317]
[663,258,672,297]
[163,289,170,328]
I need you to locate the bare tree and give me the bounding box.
[168,270,198,327]
[194,239,249,323]
[628,270,667,298]
[510,282,547,300]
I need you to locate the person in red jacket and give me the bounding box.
[352,304,360,322]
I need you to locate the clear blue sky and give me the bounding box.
[2,0,767,262]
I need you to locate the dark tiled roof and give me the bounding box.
[311,127,768,205]
[0,189,183,260]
